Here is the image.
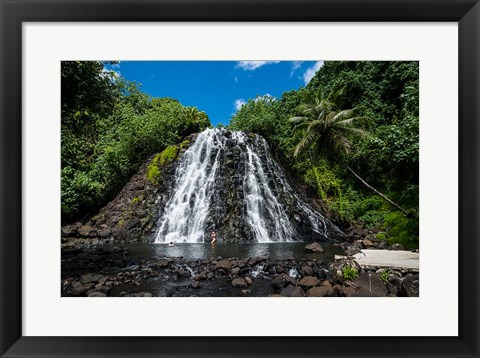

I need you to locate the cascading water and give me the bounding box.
[154,129,222,243]
[155,128,342,243]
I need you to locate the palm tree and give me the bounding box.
[184,107,208,122]
[290,86,409,216]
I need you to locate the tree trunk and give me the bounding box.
[345,164,409,216]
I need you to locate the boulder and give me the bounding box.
[280,286,305,297]
[80,273,103,284]
[156,260,170,269]
[194,271,207,281]
[362,239,375,247]
[245,276,253,285]
[307,286,334,297]
[302,266,314,276]
[389,275,403,294]
[345,246,361,256]
[389,243,405,251]
[232,278,247,288]
[305,242,324,253]
[77,225,97,237]
[338,286,356,297]
[94,284,111,294]
[61,225,77,237]
[215,259,232,271]
[403,273,419,297]
[271,273,296,292]
[70,283,93,296]
[354,274,388,296]
[298,276,320,288]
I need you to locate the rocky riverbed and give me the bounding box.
[61,241,419,298]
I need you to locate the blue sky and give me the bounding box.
[105,61,324,127]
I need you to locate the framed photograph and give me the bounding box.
[1,0,479,357]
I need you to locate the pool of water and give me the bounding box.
[116,242,343,263]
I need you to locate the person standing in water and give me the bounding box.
[210,231,217,245]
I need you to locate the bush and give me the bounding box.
[382,211,419,249]
[342,266,359,281]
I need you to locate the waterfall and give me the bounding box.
[154,129,222,243]
[154,128,341,243]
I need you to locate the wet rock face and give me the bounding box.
[154,128,343,243]
[63,129,343,244]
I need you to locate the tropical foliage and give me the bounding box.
[230,61,419,248]
[62,60,419,249]
[61,61,211,221]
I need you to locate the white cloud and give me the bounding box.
[236,61,280,71]
[234,99,246,111]
[110,62,121,69]
[234,76,238,83]
[254,93,275,102]
[101,67,121,81]
[303,61,324,85]
[290,61,304,76]
[234,94,276,113]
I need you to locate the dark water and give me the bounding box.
[63,242,344,297]
[118,242,342,263]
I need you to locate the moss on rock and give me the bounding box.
[147,144,180,184]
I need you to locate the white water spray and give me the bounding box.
[154,128,339,243]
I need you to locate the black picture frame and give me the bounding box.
[1,1,479,357]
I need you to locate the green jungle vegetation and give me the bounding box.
[61,61,211,221]
[62,61,419,248]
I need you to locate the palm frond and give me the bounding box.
[289,116,308,124]
[294,132,316,157]
[343,127,368,138]
[332,109,356,123]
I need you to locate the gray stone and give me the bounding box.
[390,243,405,251]
[61,225,76,237]
[280,286,305,297]
[80,273,103,284]
[97,225,111,238]
[305,242,324,253]
[70,283,93,296]
[403,273,419,297]
[302,266,314,276]
[78,225,97,237]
